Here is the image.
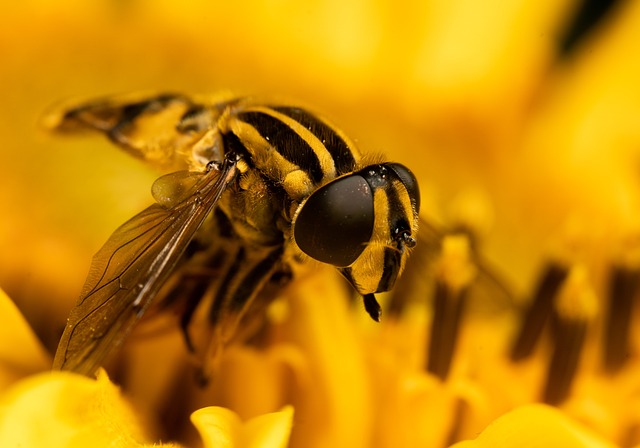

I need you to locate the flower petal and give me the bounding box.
[282,269,373,447]
[191,407,240,448]
[450,404,617,448]
[0,288,50,391]
[0,370,172,448]
[242,405,294,448]
[191,405,293,448]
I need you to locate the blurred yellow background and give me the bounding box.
[2,0,640,358]
[5,1,640,447]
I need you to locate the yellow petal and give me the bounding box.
[450,404,618,448]
[191,405,293,448]
[282,269,374,447]
[191,407,240,448]
[192,343,307,421]
[242,406,293,448]
[0,288,50,391]
[373,371,457,447]
[0,370,173,448]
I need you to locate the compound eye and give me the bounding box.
[388,163,420,213]
[294,174,374,267]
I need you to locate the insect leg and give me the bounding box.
[177,276,214,353]
[175,252,230,353]
[196,245,285,385]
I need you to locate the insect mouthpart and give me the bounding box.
[363,293,382,322]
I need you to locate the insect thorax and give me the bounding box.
[205,99,363,252]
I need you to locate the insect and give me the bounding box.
[48,93,420,377]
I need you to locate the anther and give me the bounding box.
[510,261,569,362]
[602,263,640,372]
[542,265,597,405]
[426,234,476,380]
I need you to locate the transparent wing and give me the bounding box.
[53,157,240,376]
[43,93,216,169]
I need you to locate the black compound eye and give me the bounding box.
[387,163,420,213]
[294,174,374,267]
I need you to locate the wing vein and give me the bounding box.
[53,157,240,375]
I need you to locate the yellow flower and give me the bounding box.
[0,288,293,447]
[2,0,640,447]
[450,404,617,448]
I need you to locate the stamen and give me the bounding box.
[426,235,476,380]
[542,265,597,405]
[445,397,468,446]
[510,262,569,361]
[602,263,640,372]
[427,280,468,380]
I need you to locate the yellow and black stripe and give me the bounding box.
[220,102,361,200]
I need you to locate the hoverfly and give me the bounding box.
[48,93,420,377]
